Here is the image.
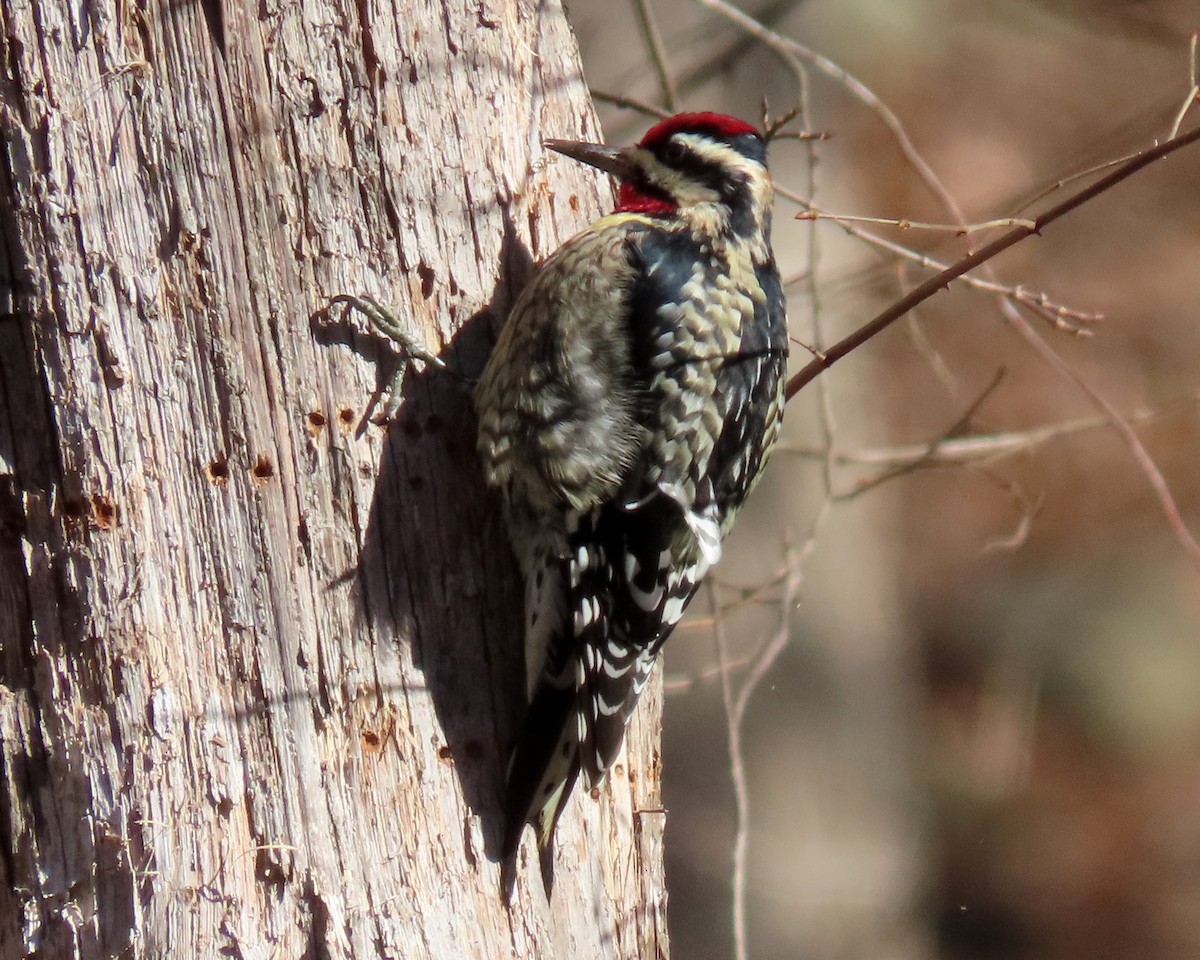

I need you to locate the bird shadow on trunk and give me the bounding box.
[314,213,535,873]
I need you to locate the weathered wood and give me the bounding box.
[0,1,668,956]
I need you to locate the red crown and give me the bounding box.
[638,112,759,148]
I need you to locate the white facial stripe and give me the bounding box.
[678,134,774,215]
[674,133,764,182]
[634,133,773,216]
[634,147,720,204]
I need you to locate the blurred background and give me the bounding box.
[569,1,1200,958]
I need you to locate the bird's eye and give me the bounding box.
[662,140,688,164]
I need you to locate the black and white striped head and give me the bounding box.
[545,112,773,235]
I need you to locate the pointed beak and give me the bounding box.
[543,138,637,180]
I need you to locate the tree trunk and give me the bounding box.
[0,1,668,956]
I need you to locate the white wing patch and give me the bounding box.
[657,481,723,565]
[573,595,602,634]
[624,553,666,612]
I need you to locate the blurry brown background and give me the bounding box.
[571,1,1200,958]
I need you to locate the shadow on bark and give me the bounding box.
[315,213,537,867]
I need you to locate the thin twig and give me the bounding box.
[697,0,1200,568]
[783,123,1200,402]
[763,48,840,505]
[796,209,1036,235]
[1168,32,1199,139]
[590,90,672,120]
[631,0,678,112]
[782,187,1099,331]
[677,565,795,629]
[905,309,961,397]
[693,0,972,224]
[663,652,754,695]
[776,186,1103,331]
[781,114,1200,568]
[710,555,801,960]
[834,369,1007,501]
[710,583,748,960]
[776,402,1184,468]
[1011,150,1141,218]
[761,104,802,142]
[978,470,1044,554]
[996,294,1200,566]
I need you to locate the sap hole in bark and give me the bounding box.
[206,452,230,485]
[338,407,356,431]
[91,494,119,530]
[255,848,289,886]
[251,455,275,484]
[306,410,327,434]
[417,262,435,299]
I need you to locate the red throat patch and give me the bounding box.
[615,181,678,214]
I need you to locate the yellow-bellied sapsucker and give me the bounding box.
[478,112,789,894]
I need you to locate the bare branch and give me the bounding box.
[630,0,678,112]
[710,583,748,960]
[776,402,1184,468]
[590,90,672,120]
[785,116,1200,570]
[760,102,801,142]
[834,369,1007,501]
[978,472,1044,555]
[711,554,801,960]
[783,124,1200,403]
[693,0,972,224]
[996,294,1200,567]
[1011,149,1142,219]
[796,209,1036,236]
[662,653,754,695]
[776,187,1103,332]
[694,1,1199,567]
[1168,32,1199,138]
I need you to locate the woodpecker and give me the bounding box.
[476,112,789,895]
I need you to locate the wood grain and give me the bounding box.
[0,1,668,956]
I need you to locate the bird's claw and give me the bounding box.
[328,294,448,418]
